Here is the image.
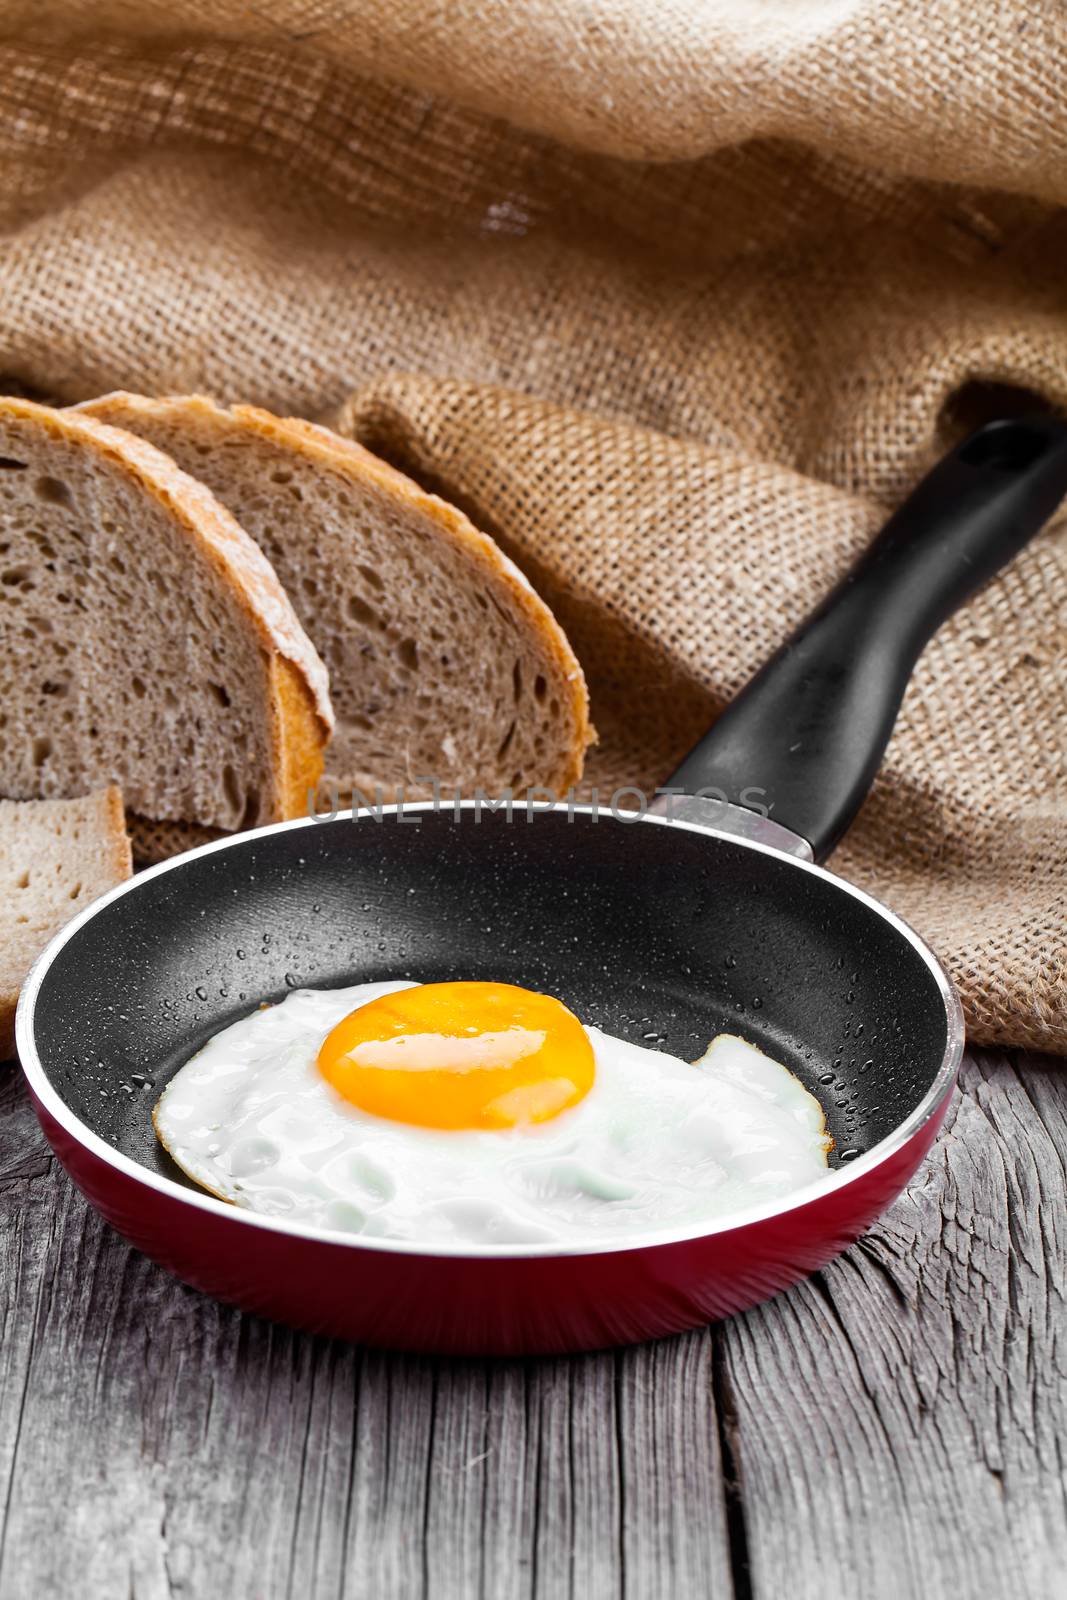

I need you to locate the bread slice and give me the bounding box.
[0,398,332,832]
[0,786,131,1058]
[75,394,592,803]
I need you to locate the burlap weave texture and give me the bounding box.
[0,4,1063,1049]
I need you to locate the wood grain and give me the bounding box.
[0,1050,1061,1599]
[720,1050,1067,1600]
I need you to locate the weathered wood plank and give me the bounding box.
[0,1069,733,1599]
[0,1049,1061,1599]
[721,1050,1067,1600]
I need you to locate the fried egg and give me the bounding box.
[154,980,832,1245]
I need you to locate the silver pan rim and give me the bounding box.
[15,802,965,1262]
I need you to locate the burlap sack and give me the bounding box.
[0,6,1062,1050]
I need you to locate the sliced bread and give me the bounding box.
[75,394,593,803]
[0,786,131,1057]
[0,398,332,832]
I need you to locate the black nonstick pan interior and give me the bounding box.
[31,808,950,1185]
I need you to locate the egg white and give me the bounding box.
[154,980,832,1245]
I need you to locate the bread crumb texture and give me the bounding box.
[0,397,330,833]
[76,394,592,805]
[0,786,131,1058]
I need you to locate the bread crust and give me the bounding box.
[0,397,332,824]
[78,392,593,795]
[99,783,135,882]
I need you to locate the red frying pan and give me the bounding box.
[16,416,1067,1354]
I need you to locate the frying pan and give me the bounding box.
[16,416,1067,1356]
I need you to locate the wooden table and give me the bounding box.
[0,1045,1062,1598]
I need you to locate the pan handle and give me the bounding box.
[663,415,1067,862]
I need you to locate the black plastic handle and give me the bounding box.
[666,415,1067,861]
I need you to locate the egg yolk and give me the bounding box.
[316,982,595,1130]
